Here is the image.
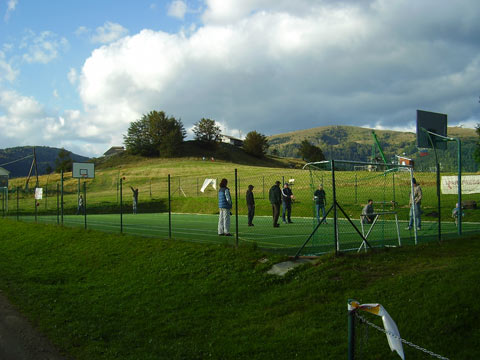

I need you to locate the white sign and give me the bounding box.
[35,187,43,200]
[441,175,480,194]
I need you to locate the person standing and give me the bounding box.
[281,182,294,224]
[361,199,375,224]
[246,184,255,226]
[313,185,327,224]
[77,194,84,215]
[218,178,232,236]
[269,181,282,227]
[130,186,139,214]
[407,178,422,230]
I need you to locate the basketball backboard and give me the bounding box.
[416,110,447,150]
[72,162,95,178]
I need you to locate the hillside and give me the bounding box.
[0,146,90,178]
[267,125,479,172]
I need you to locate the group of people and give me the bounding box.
[219,176,428,235]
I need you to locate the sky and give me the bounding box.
[0,0,479,157]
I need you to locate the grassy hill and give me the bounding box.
[267,125,479,172]
[0,218,478,359]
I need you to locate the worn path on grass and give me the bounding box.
[0,292,67,360]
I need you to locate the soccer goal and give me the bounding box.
[296,160,413,257]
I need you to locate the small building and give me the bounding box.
[396,155,414,167]
[220,135,243,147]
[0,166,9,188]
[103,146,125,157]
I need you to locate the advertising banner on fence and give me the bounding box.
[441,175,480,194]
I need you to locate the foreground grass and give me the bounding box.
[0,219,479,359]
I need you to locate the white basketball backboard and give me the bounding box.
[72,162,95,178]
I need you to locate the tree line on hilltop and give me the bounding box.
[121,109,326,162]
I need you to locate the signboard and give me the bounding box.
[35,187,43,200]
[441,175,480,194]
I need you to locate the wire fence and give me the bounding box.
[1,161,479,256]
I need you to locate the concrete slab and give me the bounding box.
[267,259,315,276]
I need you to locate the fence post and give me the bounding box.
[437,163,441,242]
[56,183,59,224]
[235,169,238,248]
[84,181,87,230]
[61,170,64,226]
[332,160,338,255]
[354,172,357,204]
[263,176,265,199]
[168,174,171,239]
[120,177,124,233]
[16,186,19,221]
[348,301,356,360]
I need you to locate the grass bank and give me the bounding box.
[0,219,479,359]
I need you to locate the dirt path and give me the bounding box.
[0,291,67,360]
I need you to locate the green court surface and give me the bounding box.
[12,212,479,255]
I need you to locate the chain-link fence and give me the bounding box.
[2,162,479,256]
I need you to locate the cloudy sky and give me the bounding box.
[1,0,479,157]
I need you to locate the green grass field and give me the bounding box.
[0,218,479,359]
[12,211,479,255]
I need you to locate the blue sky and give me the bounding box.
[1,0,479,157]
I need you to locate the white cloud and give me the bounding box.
[4,0,18,22]
[71,0,480,152]
[75,26,89,36]
[67,67,77,85]
[168,1,188,20]
[0,50,18,82]
[20,30,69,64]
[91,21,129,44]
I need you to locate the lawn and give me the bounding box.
[0,218,479,359]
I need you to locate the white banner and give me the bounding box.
[35,187,43,200]
[441,175,480,194]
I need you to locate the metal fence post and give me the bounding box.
[235,169,238,248]
[61,170,64,225]
[84,181,87,230]
[16,186,19,221]
[332,160,338,254]
[168,174,171,239]
[436,163,441,242]
[348,302,356,360]
[56,183,59,224]
[120,177,123,233]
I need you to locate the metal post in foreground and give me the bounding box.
[235,169,238,248]
[168,174,171,239]
[16,186,19,221]
[348,300,356,360]
[437,163,441,241]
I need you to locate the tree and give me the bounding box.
[54,148,73,173]
[475,124,480,165]
[192,118,221,145]
[123,111,186,157]
[243,131,269,158]
[298,140,325,162]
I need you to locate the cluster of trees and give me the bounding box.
[123,111,186,157]
[297,140,325,162]
[123,111,271,158]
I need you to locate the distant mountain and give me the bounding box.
[267,125,479,172]
[0,146,90,178]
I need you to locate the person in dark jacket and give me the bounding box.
[246,184,255,226]
[313,185,327,224]
[281,182,294,223]
[361,199,375,224]
[218,178,232,236]
[269,181,282,227]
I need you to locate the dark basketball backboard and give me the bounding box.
[416,110,448,150]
